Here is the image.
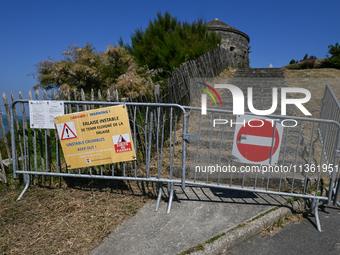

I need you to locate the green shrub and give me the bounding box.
[299,56,317,69]
[326,42,340,69]
[287,63,301,70]
[289,59,298,65]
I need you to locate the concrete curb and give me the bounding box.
[188,200,307,255]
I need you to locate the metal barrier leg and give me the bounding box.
[167,182,170,196]
[17,174,30,201]
[328,175,336,206]
[310,198,316,211]
[155,182,163,212]
[333,178,340,206]
[314,199,322,232]
[167,182,174,214]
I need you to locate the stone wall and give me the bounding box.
[215,30,249,66]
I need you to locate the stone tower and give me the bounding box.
[206,18,250,67]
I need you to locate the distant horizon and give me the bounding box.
[0,115,29,138]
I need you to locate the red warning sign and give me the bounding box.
[236,119,280,162]
[112,133,132,153]
[58,122,77,140]
[231,115,284,165]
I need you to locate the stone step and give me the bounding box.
[226,79,287,86]
[233,74,286,78]
[233,68,286,78]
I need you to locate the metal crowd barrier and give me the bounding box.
[10,85,340,231]
[319,85,340,205]
[183,105,340,231]
[10,100,188,213]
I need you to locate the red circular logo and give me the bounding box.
[236,119,280,162]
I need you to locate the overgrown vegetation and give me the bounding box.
[31,44,155,98]
[288,54,327,70]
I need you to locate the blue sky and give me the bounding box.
[0,0,338,107]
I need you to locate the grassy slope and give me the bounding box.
[285,68,340,118]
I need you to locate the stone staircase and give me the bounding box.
[233,68,285,78]
[174,68,318,190]
[226,67,295,116]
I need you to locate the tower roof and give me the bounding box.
[206,18,250,43]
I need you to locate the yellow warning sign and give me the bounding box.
[54,105,136,169]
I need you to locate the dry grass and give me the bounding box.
[285,68,340,79]
[0,178,155,254]
[285,68,340,118]
[218,68,237,78]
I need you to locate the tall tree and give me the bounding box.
[130,11,221,78]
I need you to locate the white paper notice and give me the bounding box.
[29,100,64,129]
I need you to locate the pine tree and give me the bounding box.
[130,11,221,78]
